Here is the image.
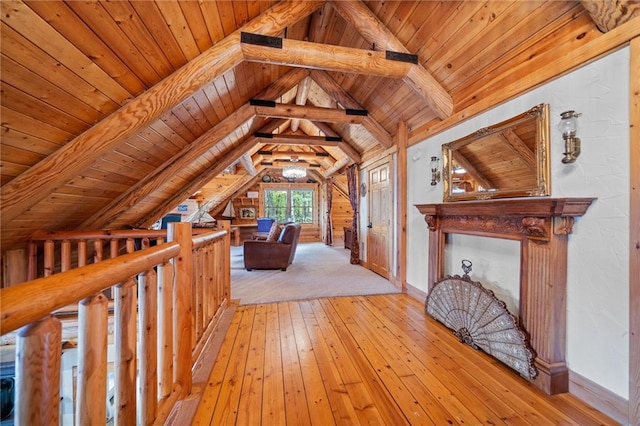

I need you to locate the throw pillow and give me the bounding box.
[266,222,281,242]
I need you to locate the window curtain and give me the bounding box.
[325,178,333,246]
[346,164,360,264]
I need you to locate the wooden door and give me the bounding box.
[367,162,391,278]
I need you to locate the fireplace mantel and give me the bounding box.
[415,197,595,395]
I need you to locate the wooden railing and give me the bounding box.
[0,222,231,425]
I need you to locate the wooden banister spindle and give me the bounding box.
[193,249,204,341]
[43,239,54,276]
[78,240,87,267]
[114,239,138,424]
[61,239,71,272]
[157,259,174,399]
[169,222,193,397]
[138,267,158,425]
[15,316,62,425]
[138,238,158,425]
[75,293,108,425]
[27,240,37,281]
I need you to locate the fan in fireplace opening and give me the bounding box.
[426,260,538,380]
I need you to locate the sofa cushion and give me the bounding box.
[266,222,281,241]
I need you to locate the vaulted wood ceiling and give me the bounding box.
[1,0,638,252]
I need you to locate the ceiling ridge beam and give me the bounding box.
[309,70,393,148]
[82,69,308,229]
[328,0,453,120]
[0,0,325,227]
[252,102,367,124]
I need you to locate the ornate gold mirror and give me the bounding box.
[443,103,550,202]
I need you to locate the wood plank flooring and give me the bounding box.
[189,294,617,425]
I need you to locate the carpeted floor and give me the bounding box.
[231,242,401,305]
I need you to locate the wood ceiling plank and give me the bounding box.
[2,1,131,102]
[438,1,562,89]
[425,2,513,77]
[213,74,239,117]
[0,145,44,169]
[66,1,161,87]
[202,82,228,124]
[100,1,175,78]
[231,1,250,28]
[129,1,188,69]
[1,162,28,185]
[222,70,246,111]
[1,83,90,135]
[24,0,145,95]
[181,94,218,133]
[455,11,597,110]
[0,128,61,158]
[177,1,214,54]
[0,24,122,112]
[0,107,72,147]
[388,2,422,45]
[0,55,106,125]
[216,1,240,36]
[154,1,200,61]
[198,1,226,42]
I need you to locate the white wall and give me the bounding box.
[407,47,630,398]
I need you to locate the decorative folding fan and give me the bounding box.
[426,260,538,380]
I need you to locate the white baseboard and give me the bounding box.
[569,370,628,425]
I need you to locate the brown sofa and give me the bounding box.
[243,223,302,271]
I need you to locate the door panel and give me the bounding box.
[368,163,390,278]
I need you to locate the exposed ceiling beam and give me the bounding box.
[258,150,336,163]
[241,35,452,119]
[328,0,453,119]
[323,157,352,178]
[262,160,322,169]
[80,69,308,229]
[255,133,342,146]
[254,131,362,163]
[450,151,494,190]
[500,129,536,172]
[0,0,325,227]
[310,70,393,148]
[239,154,258,176]
[580,0,640,32]
[253,102,367,124]
[291,77,312,132]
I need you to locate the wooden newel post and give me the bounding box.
[15,315,62,425]
[169,222,193,397]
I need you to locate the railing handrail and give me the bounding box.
[29,228,212,241]
[1,242,180,335]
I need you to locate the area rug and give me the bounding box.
[231,242,401,305]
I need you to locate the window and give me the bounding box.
[264,188,314,224]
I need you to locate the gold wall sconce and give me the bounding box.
[558,110,581,164]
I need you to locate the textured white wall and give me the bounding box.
[407,47,630,398]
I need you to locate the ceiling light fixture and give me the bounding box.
[282,165,307,180]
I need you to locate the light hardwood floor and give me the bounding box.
[186,294,617,425]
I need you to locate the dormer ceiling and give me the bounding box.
[1,0,638,252]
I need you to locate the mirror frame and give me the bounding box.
[442,103,550,202]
